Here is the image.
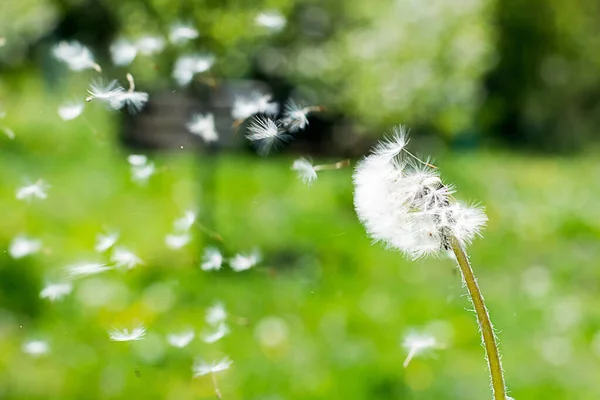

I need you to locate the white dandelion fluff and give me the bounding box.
[53,41,101,72]
[109,73,148,113]
[167,330,195,348]
[58,102,84,121]
[109,325,146,341]
[280,100,321,132]
[232,92,279,121]
[170,23,199,44]
[131,162,155,184]
[186,113,219,142]
[2,126,15,140]
[40,282,72,301]
[9,235,42,258]
[86,79,125,102]
[229,250,260,272]
[201,247,223,271]
[16,180,50,201]
[255,11,287,31]
[136,36,165,55]
[291,158,318,185]
[95,230,119,253]
[66,262,111,279]
[205,303,227,325]
[174,210,196,232]
[173,54,215,86]
[111,247,143,269]
[201,322,230,344]
[127,154,148,166]
[246,116,288,156]
[402,331,440,367]
[165,233,191,249]
[22,340,50,356]
[193,356,233,377]
[110,39,137,66]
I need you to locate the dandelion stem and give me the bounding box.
[451,236,506,400]
[211,371,222,399]
[313,159,350,171]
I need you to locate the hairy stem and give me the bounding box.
[451,236,507,400]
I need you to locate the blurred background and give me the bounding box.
[1,0,600,399]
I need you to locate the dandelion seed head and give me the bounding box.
[16,180,50,201]
[230,250,260,272]
[111,247,142,269]
[201,247,223,271]
[291,158,318,185]
[22,340,49,356]
[109,325,146,341]
[40,282,72,301]
[255,11,287,31]
[9,235,42,258]
[187,113,219,142]
[58,102,84,121]
[193,356,232,377]
[170,23,199,44]
[110,39,137,66]
[167,330,195,348]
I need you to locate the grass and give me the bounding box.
[1,75,600,399]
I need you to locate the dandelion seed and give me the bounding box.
[9,235,42,258]
[402,331,440,367]
[86,79,125,102]
[291,158,317,185]
[232,92,279,121]
[109,325,146,341]
[192,356,233,377]
[66,262,111,279]
[111,247,143,269]
[127,154,148,166]
[40,282,72,301]
[173,54,215,86]
[167,330,195,348]
[110,39,137,66]
[16,180,50,201]
[109,73,148,113]
[95,230,119,253]
[201,322,230,344]
[174,210,196,232]
[229,250,260,272]
[201,247,223,271]
[22,340,49,356]
[255,11,287,31]
[131,162,155,184]
[206,303,227,325]
[186,113,219,142]
[2,126,14,139]
[165,233,191,249]
[170,23,199,44]
[281,100,323,132]
[58,102,84,121]
[246,116,289,156]
[53,41,101,72]
[136,36,165,55]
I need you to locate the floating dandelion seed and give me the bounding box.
[111,247,143,269]
[165,233,191,249]
[173,54,215,86]
[201,322,230,344]
[229,250,261,272]
[53,41,101,72]
[280,100,322,132]
[167,330,195,348]
[16,180,50,201]
[187,113,219,142]
[193,356,233,377]
[58,102,84,121]
[246,116,289,156]
[109,325,146,341]
[2,126,15,140]
[127,154,148,166]
[110,39,137,66]
[9,235,42,258]
[206,303,227,325]
[86,79,125,102]
[136,36,165,55]
[255,11,287,31]
[402,331,440,367]
[66,262,111,279]
[22,340,49,356]
[291,158,350,186]
[109,73,148,113]
[232,92,279,121]
[170,23,199,44]
[174,210,196,232]
[131,162,155,184]
[95,230,119,253]
[40,282,72,301]
[201,247,223,271]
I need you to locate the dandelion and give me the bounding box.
[66,262,111,279]
[58,102,84,121]
[201,247,223,271]
[229,250,260,272]
[165,233,191,249]
[246,116,289,156]
[173,54,215,86]
[110,39,137,66]
[111,247,143,269]
[291,158,350,186]
[232,92,279,121]
[186,113,219,142]
[255,11,287,31]
[95,230,119,253]
[109,73,148,113]
[280,100,322,132]
[86,79,125,102]
[402,331,440,367]
[206,303,227,325]
[53,41,101,72]
[40,282,72,301]
[201,322,230,344]
[353,125,507,400]
[9,235,42,258]
[167,330,195,348]
[22,340,49,356]
[170,23,199,44]
[136,36,165,55]
[109,325,146,341]
[16,180,50,201]
[174,210,196,232]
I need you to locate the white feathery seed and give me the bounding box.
[9,235,42,258]
[136,36,165,55]
[110,39,138,66]
[66,262,111,279]
[53,41,101,72]
[280,100,312,132]
[174,210,196,232]
[22,340,50,356]
[201,247,223,271]
[86,79,125,102]
[402,331,440,367]
[109,73,148,113]
[109,325,146,341]
[186,113,219,142]
[232,92,279,121]
[111,247,143,269]
[229,250,260,272]
[205,303,227,326]
[16,180,50,201]
[58,102,84,121]
[255,11,287,31]
[193,356,233,377]
[127,154,148,166]
[2,126,15,140]
[173,54,215,86]
[246,116,288,156]
[201,322,230,343]
[167,330,195,348]
[131,162,155,184]
[170,23,199,44]
[95,230,119,253]
[291,158,318,185]
[40,282,72,301]
[165,233,191,249]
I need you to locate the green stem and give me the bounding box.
[451,236,507,400]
